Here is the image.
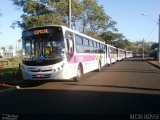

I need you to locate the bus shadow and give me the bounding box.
[13,79,75,88]
[66,83,160,92]
[9,80,48,88]
[100,65,160,74]
[100,69,160,74]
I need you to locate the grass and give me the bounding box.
[0,58,23,85]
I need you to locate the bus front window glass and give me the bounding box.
[22,30,64,60]
[23,39,31,59]
[45,40,64,58]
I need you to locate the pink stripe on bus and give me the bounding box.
[68,55,97,63]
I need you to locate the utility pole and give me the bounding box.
[142,38,145,59]
[68,0,72,29]
[158,14,160,66]
[142,13,160,65]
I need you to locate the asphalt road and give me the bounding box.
[0,58,160,119]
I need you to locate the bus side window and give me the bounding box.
[65,31,74,53]
[75,35,84,53]
[67,39,74,53]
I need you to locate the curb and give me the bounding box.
[0,84,20,93]
[147,61,160,70]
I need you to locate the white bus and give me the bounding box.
[125,51,133,58]
[117,48,125,61]
[22,25,106,81]
[107,44,117,64]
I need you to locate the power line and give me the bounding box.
[145,22,157,41]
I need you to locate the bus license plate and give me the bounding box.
[37,74,44,78]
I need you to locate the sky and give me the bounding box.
[98,0,160,42]
[0,0,160,48]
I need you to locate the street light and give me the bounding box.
[158,14,160,66]
[142,13,158,24]
[142,13,160,66]
[68,0,71,29]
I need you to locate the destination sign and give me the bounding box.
[22,27,62,38]
[34,29,49,35]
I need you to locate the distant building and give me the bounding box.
[0,47,18,58]
[0,49,3,58]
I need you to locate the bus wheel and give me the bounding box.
[74,65,83,82]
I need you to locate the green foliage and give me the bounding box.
[0,58,23,83]
[112,39,135,50]
[85,30,103,41]
[79,0,115,33]
[150,42,158,50]
[100,31,124,44]
[0,68,23,82]
[124,40,136,51]
[11,0,83,30]
[11,0,116,33]
[11,0,137,52]
[133,40,151,54]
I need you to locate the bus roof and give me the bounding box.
[22,25,105,44]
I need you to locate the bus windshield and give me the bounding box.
[22,30,64,61]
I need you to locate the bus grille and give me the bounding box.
[29,69,52,72]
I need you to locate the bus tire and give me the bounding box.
[74,65,83,82]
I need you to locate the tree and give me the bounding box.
[100,31,125,44]
[123,40,136,51]
[149,42,158,59]
[9,45,13,51]
[150,42,158,50]
[78,0,116,34]
[113,40,126,49]
[11,0,82,30]
[10,0,121,48]
[134,40,151,56]
[0,9,2,34]
[85,30,103,41]
[11,0,116,35]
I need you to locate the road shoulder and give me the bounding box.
[147,60,160,70]
[0,84,20,93]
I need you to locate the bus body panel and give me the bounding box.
[117,48,125,61]
[105,44,111,65]
[126,51,133,58]
[68,53,106,73]
[108,45,117,64]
